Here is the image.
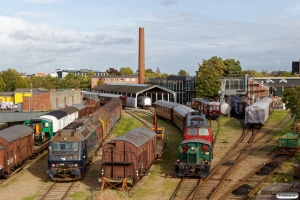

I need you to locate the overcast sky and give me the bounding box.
[1,0,300,76]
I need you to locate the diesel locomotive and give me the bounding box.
[47,98,122,181]
[153,100,213,177]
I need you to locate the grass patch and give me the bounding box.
[70,192,90,200]
[22,193,41,200]
[113,113,143,137]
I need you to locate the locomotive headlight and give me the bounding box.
[75,164,78,167]
[102,169,104,175]
[52,164,55,167]
[205,160,208,164]
[136,170,139,176]
[176,159,180,163]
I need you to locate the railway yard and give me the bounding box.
[0,102,299,200]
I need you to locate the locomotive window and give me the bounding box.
[52,142,79,152]
[187,129,197,135]
[199,128,209,136]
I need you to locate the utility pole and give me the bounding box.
[228,78,232,118]
[30,83,32,112]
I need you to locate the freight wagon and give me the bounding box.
[101,127,157,186]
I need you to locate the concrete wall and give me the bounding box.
[50,89,83,110]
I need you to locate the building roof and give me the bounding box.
[93,83,175,94]
[93,75,138,78]
[36,72,46,77]
[14,88,49,92]
[0,92,14,96]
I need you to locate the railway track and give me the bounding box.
[125,110,154,128]
[41,181,75,200]
[170,178,199,200]
[189,112,291,199]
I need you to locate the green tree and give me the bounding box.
[106,68,120,76]
[97,79,104,86]
[0,77,6,91]
[196,56,226,97]
[0,68,27,91]
[242,69,261,77]
[178,69,189,76]
[156,66,161,74]
[120,67,134,75]
[282,87,300,119]
[223,59,243,77]
[279,71,292,77]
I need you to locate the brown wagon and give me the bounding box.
[84,98,100,115]
[91,98,122,140]
[0,125,34,177]
[101,127,157,188]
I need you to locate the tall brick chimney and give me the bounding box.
[138,27,145,84]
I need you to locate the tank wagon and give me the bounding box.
[230,95,248,119]
[47,98,122,181]
[101,128,157,185]
[137,96,152,109]
[0,125,34,177]
[245,97,274,128]
[191,98,221,119]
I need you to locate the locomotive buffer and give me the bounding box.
[151,114,166,159]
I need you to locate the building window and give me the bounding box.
[132,78,135,81]
[121,78,124,81]
[116,78,118,81]
[126,78,129,81]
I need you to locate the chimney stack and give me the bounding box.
[138,27,145,84]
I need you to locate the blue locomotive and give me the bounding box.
[47,98,122,181]
[230,95,248,119]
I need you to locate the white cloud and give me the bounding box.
[21,0,64,4]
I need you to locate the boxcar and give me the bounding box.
[173,105,195,131]
[153,100,178,121]
[60,107,78,125]
[137,96,152,109]
[99,93,127,108]
[230,95,248,119]
[39,110,68,133]
[72,103,87,118]
[81,91,99,100]
[0,125,34,176]
[101,127,157,184]
[84,98,101,114]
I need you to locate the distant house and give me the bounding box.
[91,75,139,89]
[36,72,46,77]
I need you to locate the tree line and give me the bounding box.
[0,56,295,93]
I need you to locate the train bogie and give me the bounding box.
[175,139,212,177]
[101,128,157,184]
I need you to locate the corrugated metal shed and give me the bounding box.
[0,125,33,143]
[94,84,175,94]
[114,127,156,147]
[0,112,48,123]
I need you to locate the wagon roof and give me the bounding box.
[173,105,195,115]
[0,125,33,143]
[153,100,177,109]
[60,107,78,114]
[114,128,156,147]
[181,139,212,146]
[41,110,68,119]
[72,104,86,110]
[30,117,53,123]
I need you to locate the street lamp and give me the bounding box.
[30,83,32,112]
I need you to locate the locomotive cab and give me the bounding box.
[175,140,212,177]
